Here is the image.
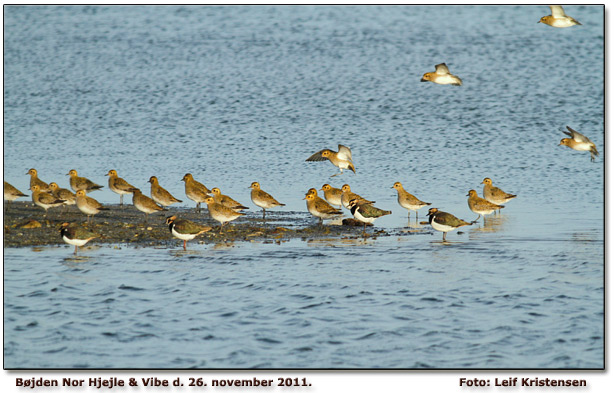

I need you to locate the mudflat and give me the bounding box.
[3,201,380,249]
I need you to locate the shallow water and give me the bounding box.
[3,5,604,368]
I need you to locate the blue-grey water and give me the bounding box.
[3,5,604,368]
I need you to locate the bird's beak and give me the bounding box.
[420,78,428,82]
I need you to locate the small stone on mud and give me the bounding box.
[16,219,42,229]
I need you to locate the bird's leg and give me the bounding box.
[330,169,342,178]
[74,245,78,255]
[262,208,266,220]
[183,240,187,250]
[443,232,447,242]
[196,202,200,213]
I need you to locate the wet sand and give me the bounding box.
[3,201,411,249]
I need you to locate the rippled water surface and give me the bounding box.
[3,5,604,368]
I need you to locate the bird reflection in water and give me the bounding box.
[470,213,508,234]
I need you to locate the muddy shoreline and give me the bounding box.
[3,201,424,249]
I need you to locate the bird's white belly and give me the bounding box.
[470,205,496,216]
[433,74,461,85]
[551,18,577,27]
[63,235,90,247]
[571,142,593,152]
[430,220,455,233]
[400,199,424,211]
[172,227,197,241]
[337,160,351,169]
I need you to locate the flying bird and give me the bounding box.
[421,63,462,86]
[559,126,599,161]
[306,144,356,177]
[539,5,581,28]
